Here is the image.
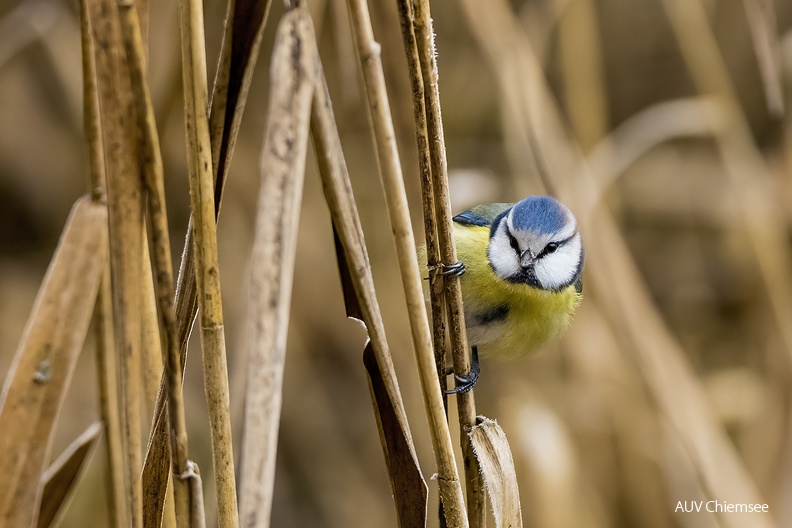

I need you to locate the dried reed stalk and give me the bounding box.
[239,9,315,527]
[78,0,128,524]
[177,0,239,521]
[116,1,196,524]
[393,0,448,404]
[94,259,130,528]
[141,233,164,417]
[344,1,469,525]
[85,0,147,523]
[0,197,107,527]
[741,0,784,116]
[37,422,103,528]
[401,0,483,523]
[310,13,434,527]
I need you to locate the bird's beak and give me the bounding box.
[520,249,535,269]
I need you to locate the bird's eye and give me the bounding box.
[544,242,559,254]
[508,233,520,252]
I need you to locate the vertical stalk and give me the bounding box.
[403,0,484,523]
[85,0,146,523]
[177,0,239,523]
[346,0,467,526]
[79,0,129,525]
[116,1,196,524]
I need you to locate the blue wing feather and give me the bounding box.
[453,203,514,227]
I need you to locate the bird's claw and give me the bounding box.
[444,347,480,394]
[445,370,478,394]
[441,261,466,277]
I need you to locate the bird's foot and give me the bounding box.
[444,347,480,394]
[440,260,466,277]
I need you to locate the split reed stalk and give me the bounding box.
[239,9,314,527]
[85,0,147,524]
[116,1,196,524]
[78,0,128,525]
[403,0,484,523]
[176,0,239,522]
[345,0,467,525]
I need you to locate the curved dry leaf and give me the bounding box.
[38,422,103,528]
[0,197,107,528]
[469,417,522,528]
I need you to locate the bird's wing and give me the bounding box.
[452,202,515,227]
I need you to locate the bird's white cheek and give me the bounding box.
[488,244,520,278]
[535,243,580,290]
[488,227,521,279]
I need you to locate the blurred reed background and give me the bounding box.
[2,0,792,527]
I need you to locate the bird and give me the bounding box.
[425,195,584,394]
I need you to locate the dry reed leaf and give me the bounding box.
[332,227,365,321]
[37,422,103,528]
[115,0,199,522]
[469,418,522,528]
[141,419,171,528]
[0,197,107,528]
[209,0,274,197]
[363,344,428,528]
[742,0,784,116]
[86,0,146,524]
[334,221,427,527]
[239,9,315,527]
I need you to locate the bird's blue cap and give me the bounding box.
[510,196,568,235]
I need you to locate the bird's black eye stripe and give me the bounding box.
[508,232,520,252]
[538,241,560,259]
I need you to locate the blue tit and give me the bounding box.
[424,196,584,393]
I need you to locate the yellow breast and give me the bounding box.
[452,223,581,359]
